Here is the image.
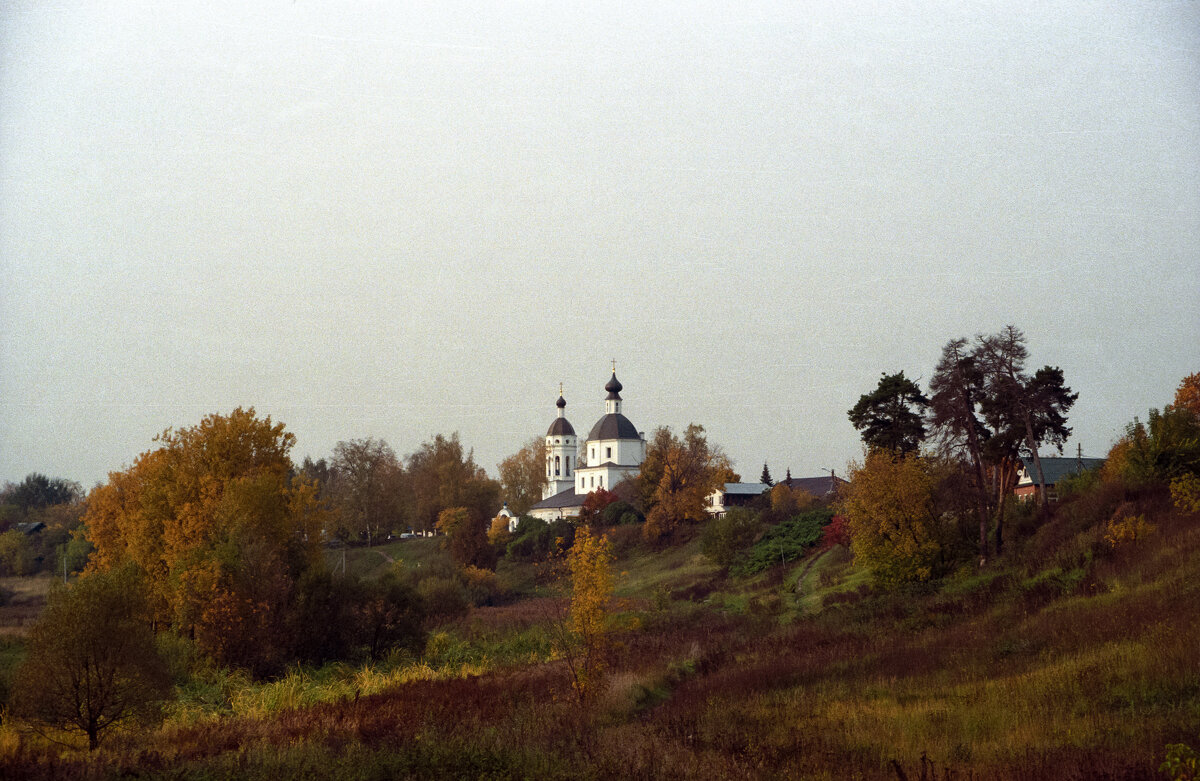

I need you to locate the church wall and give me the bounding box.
[584,437,644,468]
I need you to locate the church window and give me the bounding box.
[590,447,595,461]
[590,476,595,488]
[565,456,570,474]
[606,446,612,460]
[554,455,560,476]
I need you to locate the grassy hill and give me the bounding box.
[2,486,1198,779]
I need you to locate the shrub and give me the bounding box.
[732,509,832,576]
[819,514,850,550]
[417,576,470,623]
[700,508,761,569]
[1170,473,1200,513]
[459,565,503,607]
[1104,513,1156,549]
[292,569,426,664]
[601,500,643,526]
[506,517,575,562]
[1162,736,1199,781]
[1055,466,1102,500]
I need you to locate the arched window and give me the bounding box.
[554,455,560,476]
[565,456,570,475]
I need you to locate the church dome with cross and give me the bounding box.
[528,366,647,521]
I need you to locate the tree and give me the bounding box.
[838,451,947,586]
[638,424,735,543]
[848,371,930,455]
[564,526,613,705]
[0,473,83,515]
[497,437,547,516]
[83,408,325,674]
[329,438,404,546]
[436,506,497,570]
[760,463,774,486]
[10,566,171,749]
[929,338,992,560]
[1174,373,1200,418]
[405,433,500,534]
[0,529,34,575]
[976,326,1077,520]
[578,487,619,527]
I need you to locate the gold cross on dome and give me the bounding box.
[611,358,616,372]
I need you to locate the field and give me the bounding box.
[0,575,52,639]
[2,490,1198,779]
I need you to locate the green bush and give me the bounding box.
[506,517,575,561]
[601,500,643,525]
[416,576,470,622]
[732,508,832,576]
[700,508,761,569]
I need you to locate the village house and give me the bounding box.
[1014,455,1106,503]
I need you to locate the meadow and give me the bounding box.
[1,486,1198,780]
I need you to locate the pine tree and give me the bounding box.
[760,463,774,486]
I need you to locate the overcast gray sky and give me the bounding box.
[2,0,1198,489]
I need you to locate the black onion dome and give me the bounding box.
[604,372,623,399]
[587,413,639,442]
[556,395,567,409]
[547,417,575,436]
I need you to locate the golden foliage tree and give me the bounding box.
[838,451,946,586]
[83,408,324,674]
[639,424,735,542]
[497,437,547,516]
[565,525,614,704]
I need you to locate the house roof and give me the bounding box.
[720,482,770,496]
[529,488,584,511]
[586,412,640,442]
[779,475,847,496]
[14,521,45,534]
[1017,456,1106,485]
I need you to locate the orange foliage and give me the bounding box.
[83,408,324,672]
[1174,372,1200,418]
[641,424,731,543]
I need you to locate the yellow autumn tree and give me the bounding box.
[838,450,947,586]
[84,408,325,674]
[565,526,614,704]
[640,424,735,542]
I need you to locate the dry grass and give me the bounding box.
[0,575,53,638]
[3,496,1197,779]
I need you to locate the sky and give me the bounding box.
[1,0,1198,489]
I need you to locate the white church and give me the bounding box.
[527,371,647,521]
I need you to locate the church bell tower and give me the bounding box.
[543,387,577,499]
